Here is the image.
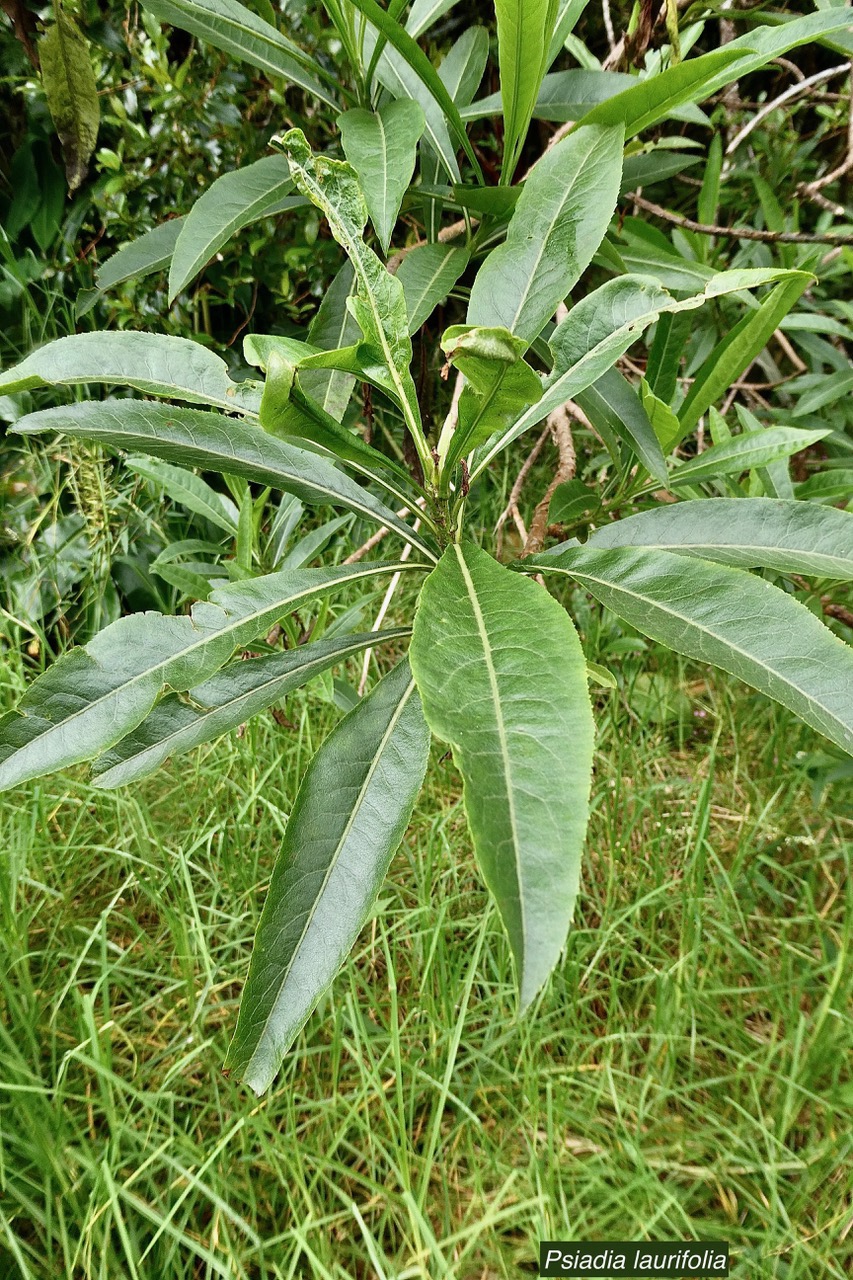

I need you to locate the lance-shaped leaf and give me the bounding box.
[397,244,470,335]
[530,545,853,757]
[438,326,543,475]
[141,0,339,108]
[12,400,435,560]
[276,130,423,448]
[225,657,429,1094]
[463,68,635,123]
[346,0,481,180]
[409,542,595,1008]
[585,499,853,581]
[669,426,830,487]
[77,218,185,317]
[577,370,664,479]
[40,12,100,191]
[468,123,624,346]
[245,337,420,513]
[547,0,591,64]
[0,563,419,792]
[93,628,411,788]
[495,0,560,173]
[406,0,461,38]
[575,48,744,139]
[470,268,802,480]
[338,100,425,254]
[301,261,360,421]
[0,332,255,414]
[678,273,813,439]
[123,456,240,534]
[169,155,301,301]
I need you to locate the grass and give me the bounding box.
[0,628,851,1280]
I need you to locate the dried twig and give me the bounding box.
[725,62,851,157]
[495,427,550,559]
[522,403,578,557]
[625,192,853,244]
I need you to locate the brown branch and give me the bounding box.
[495,427,549,559]
[625,192,853,244]
[522,404,578,557]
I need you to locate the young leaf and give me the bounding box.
[224,657,429,1094]
[0,563,419,792]
[645,309,692,405]
[576,370,665,480]
[77,218,185,317]
[12,400,436,560]
[93,628,411,788]
[141,0,339,108]
[405,0,461,38]
[438,326,543,474]
[495,0,560,173]
[471,275,671,479]
[301,261,361,421]
[531,546,853,757]
[585,499,853,581]
[338,99,425,254]
[124,456,240,535]
[678,278,814,442]
[409,542,595,1009]
[462,69,635,123]
[573,48,744,139]
[276,130,427,471]
[345,0,481,180]
[669,427,830,487]
[169,155,300,301]
[39,12,100,191]
[467,123,624,345]
[396,244,470,335]
[0,332,255,414]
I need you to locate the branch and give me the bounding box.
[625,192,853,244]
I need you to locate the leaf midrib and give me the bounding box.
[247,675,419,1073]
[6,565,410,765]
[454,544,527,969]
[562,561,853,744]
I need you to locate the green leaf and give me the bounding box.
[224,656,429,1094]
[124,456,239,534]
[0,332,255,414]
[93,628,411,788]
[409,542,595,1008]
[438,325,543,474]
[301,261,361,421]
[680,272,813,440]
[338,100,425,254]
[463,68,634,124]
[141,0,339,107]
[495,0,560,172]
[77,218,185,317]
[645,309,692,405]
[467,123,624,345]
[348,0,481,180]
[531,545,853,757]
[12,399,436,560]
[573,48,744,140]
[471,274,671,480]
[276,130,427,468]
[406,0,461,38]
[39,13,100,191]
[396,243,470,334]
[585,498,853,581]
[792,369,853,419]
[547,0,591,64]
[549,479,600,525]
[0,563,418,792]
[254,349,420,513]
[669,427,830,487]
[576,369,665,480]
[169,155,300,301]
